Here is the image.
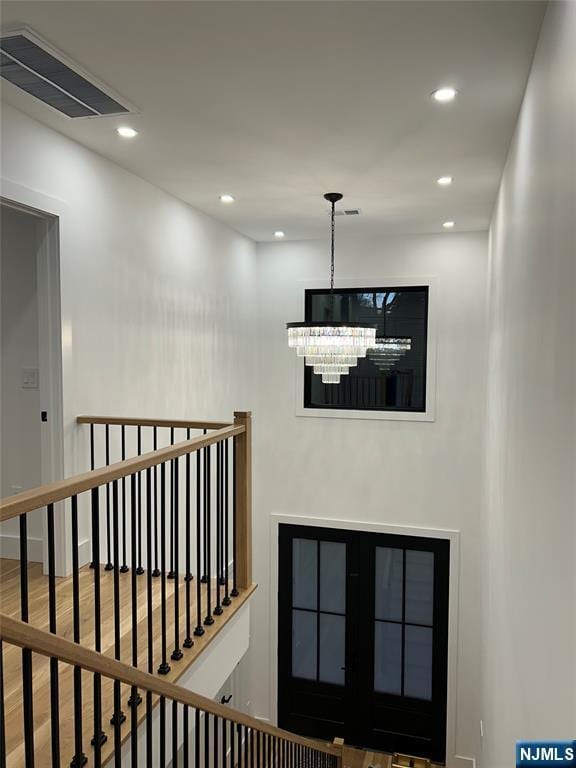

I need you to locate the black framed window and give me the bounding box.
[303,286,429,412]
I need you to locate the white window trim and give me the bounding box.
[293,276,437,422]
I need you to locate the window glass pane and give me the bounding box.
[292,538,317,610]
[375,547,403,621]
[405,550,434,625]
[292,610,317,680]
[320,541,346,614]
[319,614,345,685]
[374,621,402,695]
[305,287,429,412]
[404,625,433,700]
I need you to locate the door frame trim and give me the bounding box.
[1,179,67,575]
[268,514,463,766]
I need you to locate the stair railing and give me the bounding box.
[0,411,254,767]
[0,614,342,768]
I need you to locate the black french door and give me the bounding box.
[278,524,450,763]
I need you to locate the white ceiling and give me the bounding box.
[1,1,545,241]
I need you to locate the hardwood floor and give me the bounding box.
[0,558,255,767]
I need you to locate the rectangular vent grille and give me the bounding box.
[0,32,131,118]
[333,208,361,216]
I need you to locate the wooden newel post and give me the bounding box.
[234,411,252,590]
[333,737,344,768]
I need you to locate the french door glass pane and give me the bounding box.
[374,621,402,695]
[404,625,433,700]
[405,550,434,625]
[319,614,345,685]
[292,609,317,679]
[320,541,346,614]
[293,538,317,610]
[375,547,403,621]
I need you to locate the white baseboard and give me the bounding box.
[78,537,91,567]
[0,534,91,570]
[0,533,43,562]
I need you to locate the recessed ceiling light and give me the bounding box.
[219,194,235,203]
[437,176,453,186]
[117,126,138,138]
[274,231,285,239]
[443,221,455,229]
[432,87,457,103]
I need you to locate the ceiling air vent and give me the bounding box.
[333,208,361,217]
[0,29,133,118]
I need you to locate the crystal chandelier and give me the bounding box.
[287,193,376,384]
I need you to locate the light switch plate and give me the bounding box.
[21,368,39,389]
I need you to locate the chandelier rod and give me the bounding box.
[330,197,335,294]
[324,192,343,316]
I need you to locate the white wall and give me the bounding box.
[252,231,489,766]
[0,205,44,555]
[0,103,258,567]
[482,2,576,765]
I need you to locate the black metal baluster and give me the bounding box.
[145,468,154,768]
[183,705,190,768]
[222,439,231,607]
[168,427,176,579]
[110,481,126,731]
[0,639,5,768]
[159,697,166,767]
[184,430,194,649]
[172,700,178,767]
[222,716,227,768]
[137,426,145,575]
[105,424,113,570]
[195,709,201,768]
[152,427,160,577]
[244,725,248,768]
[71,495,87,768]
[204,712,210,768]
[121,425,129,573]
[130,683,138,766]
[20,513,35,767]
[231,439,238,597]
[91,488,106,758]
[230,719,235,768]
[46,504,60,767]
[128,474,142,708]
[89,423,96,568]
[214,715,219,768]
[158,462,170,674]
[194,448,204,638]
[204,445,214,626]
[172,456,183,661]
[214,441,223,617]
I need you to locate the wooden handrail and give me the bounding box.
[77,415,232,430]
[0,425,244,522]
[0,614,340,756]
